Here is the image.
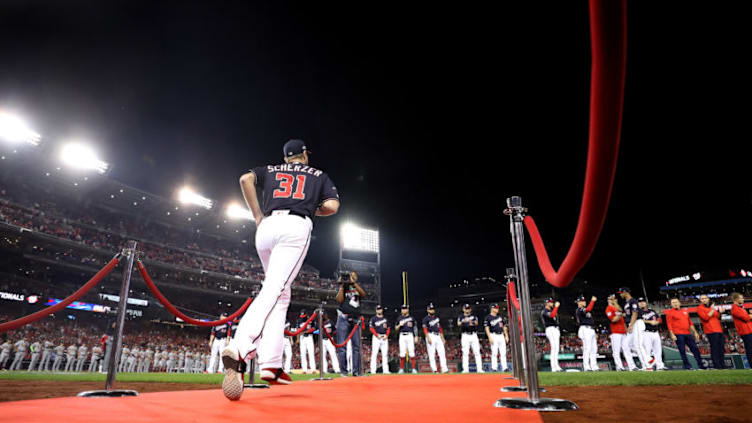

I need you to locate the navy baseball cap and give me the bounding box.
[637,297,647,302]
[220,312,228,318]
[617,287,631,294]
[491,303,500,309]
[545,298,554,304]
[427,303,435,310]
[462,303,471,309]
[607,294,617,300]
[283,139,310,157]
[299,309,307,316]
[401,304,409,309]
[376,304,383,310]
[576,296,586,302]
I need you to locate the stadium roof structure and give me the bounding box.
[658,277,752,292]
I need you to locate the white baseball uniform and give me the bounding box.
[423,314,448,373]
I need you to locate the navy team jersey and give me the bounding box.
[575,307,595,327]
[284,322,292,339]
[211,322,231,339]
[396,315,416,334]
[637,308,660,332]
[297,315,315,336]
[458,314,479,333]
[541,308,559,327]
[484,314,505,334]
[369,316,389,335]
[250,163,338,219]
[623,298,639,323]
[423,315,442,334]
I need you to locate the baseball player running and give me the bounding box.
[396,304,417,374]
[575,296,599,371]
[637,298,667,370]
[208,314,231,373]
[38,340,54,371]
[369,305,390,374]
[0,339,12,370]
[618,287,651,370]
[484,304,509,372]
[541,298,562,372]
[223,139,340,399]
[423,303,448,373]
[606,294,635,371]
[297,309,317,374]
[28,340,41,371]
[458,304,484,373]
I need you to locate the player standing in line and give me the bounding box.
[177,348,184,372]
[208,313,230,373]
[605,294,635,371]
[127,346,139,372]
[729,292,752,367]
[458,304,484,373]
[297,309,317,374]
[697,295,726,369]
[0,338,12,370]
[89,345,103,372]
[28,339,41,371]
[369,305,390,374]
[184,349,193,373]
[144,347,154,372]
[618,287,650,370]
[64,343,77,372]
[118,346,130,372]
[575,296,598,371]
[52,343,64,372]
[396,304,417,374]
[319,313,340,373]
[38,339,54,371]
[9,338,27,371]
[282,320,293,373]
[484,304,509,372]
[223,139,339,399]
[540,299,562,372]
[636,298,666,370]
[166,350,176,373]
[76,344,88,372]
[423,303,449,373]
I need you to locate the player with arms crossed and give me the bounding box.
[423,303,449,373]
[458,304,484,373]
[223,139,339,400]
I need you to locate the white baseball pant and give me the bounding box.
[230,213,312,370]
[371,335,389,373]
[489,333,508,371]
[578,326,598,371]
[399,333,415,358]
[208,338,227,373]
[631,320,651,369]
[426,333,448,372]
[323,338,340,373]
[461,333,483,373]
[282,337,292,373]
[38,351,51,371]
[642,331,665,369]
[545,326,561,371]
[28,353,40,371]
[299,335,316,373]
[609,333,634,370]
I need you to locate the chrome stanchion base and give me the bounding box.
[244,383,270,389]
[500,386,546,392]
[494,398,578,411]
[77,390,139,397]
[312,377,333,381]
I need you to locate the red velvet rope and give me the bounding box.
[508,281,520,311]
[322,320,361,348]
[137,261,251,326]
[0,256,120,333]
[524,0,627,288]
[283,312,318,336]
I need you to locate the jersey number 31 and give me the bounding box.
[273,173,307,199]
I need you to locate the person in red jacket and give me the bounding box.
[606,294,635,371]
[665,298,705,370]
[696,295,725,369]
[729,292,752,368]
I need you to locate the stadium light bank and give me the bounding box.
[0,111,41,146]
[341,222,380,253]
[178,186,214,209]
[59,142,109,174]
[226,203,254,221]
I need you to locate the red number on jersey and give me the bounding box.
[273,173,307,199]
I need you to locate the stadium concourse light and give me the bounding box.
[226,203,253,221]
[341,223,379,253]
[178,186,214,209]
[59,142,109,173]
[0,112,41,146]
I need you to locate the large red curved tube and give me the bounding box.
[0,257,120,333]
[137,261,251,327]
[524,0,627,288]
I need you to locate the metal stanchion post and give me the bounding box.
[78,241,138,398]
[495,197,577,411]
[244,357,269,388]
[504,269,518,381]
[314,306,332,381]
[501,284,531,392]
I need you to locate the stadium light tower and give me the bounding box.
[226,202,254,221]
[178,186,214,209]
[59,142,109,173]
[0,111,41,146]
[339,222,381,305]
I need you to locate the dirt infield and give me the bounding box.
[0,380,214,402]
[541,385,752,423]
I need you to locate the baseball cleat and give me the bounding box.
[412,369,418,374]
[398,369,404,374]
[221,347,252,401]
[260,368,292,385]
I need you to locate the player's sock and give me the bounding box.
[400,357,405,369]
[411,358,416,369]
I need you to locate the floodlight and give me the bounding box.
[226,203,253,221]
[341,223,379,253]
[59,142,109,173]
[177,187,213,209]
[0,112,41,145]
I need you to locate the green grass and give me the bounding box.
[0,371,340,384]
[1,369,750,387]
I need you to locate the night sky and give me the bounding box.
[0,1,746,305]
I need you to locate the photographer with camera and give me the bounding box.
[335,270,366,376]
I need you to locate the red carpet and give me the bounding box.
[0,374,542,423]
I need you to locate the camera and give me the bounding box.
[338,270,352,283]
